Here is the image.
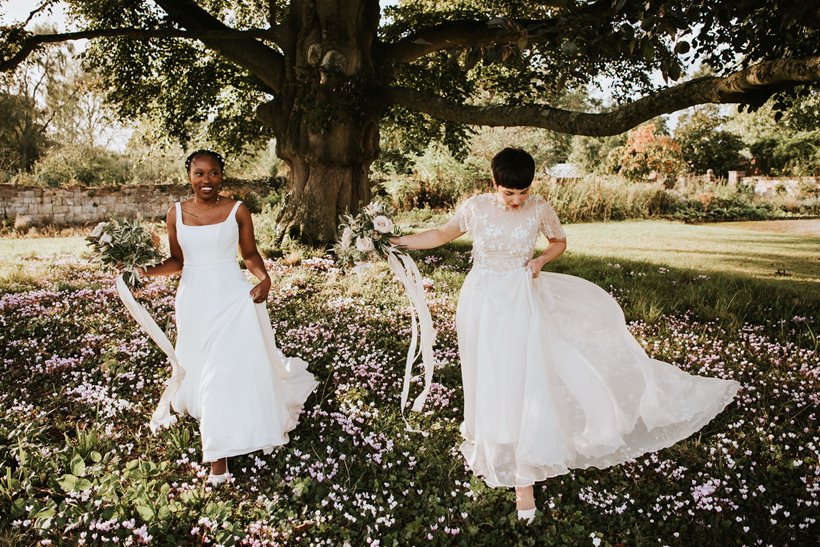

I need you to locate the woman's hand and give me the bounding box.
[250,276,271,304]
[526,257,546,278]
[116,264,147,278]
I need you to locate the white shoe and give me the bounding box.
[517,508,536,523]
[207,472,229,485]
[207,461,230,485]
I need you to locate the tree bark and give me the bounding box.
[258,0,381,244]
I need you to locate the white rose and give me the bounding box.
[372,215,393,234]
[364,202,383,216]
[90,222,108,238]
[355,236,374,253]
[340,227,352,249]
[99,233,113,245]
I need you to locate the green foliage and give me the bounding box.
[30,145,131,187]
[568,133,628,175]
[675,106,743,177]
[390,144,484,211]
[83,29,273,156]
[0,91,48,176]
[749,132,820,176]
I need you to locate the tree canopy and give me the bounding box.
[2,0,818,241]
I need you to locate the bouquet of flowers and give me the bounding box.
[335,200,436,427]
[86,218,163,288]
[334,200,400,265]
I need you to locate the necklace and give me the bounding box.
[193,195,220,212]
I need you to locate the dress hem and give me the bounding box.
[462,380,739,488]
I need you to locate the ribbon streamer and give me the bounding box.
[115,275,185,432]
[386,251,437,428]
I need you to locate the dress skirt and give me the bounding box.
[172,260,318,462]
[456,267,739,488]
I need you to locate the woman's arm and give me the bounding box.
[393,223,465,250]
[526,238,567,278]
[236,203,271,303]
[140,205,184,277]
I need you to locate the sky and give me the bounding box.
[2,0,70,29]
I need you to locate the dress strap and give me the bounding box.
[230,200,242,220]
[175,202,183,227]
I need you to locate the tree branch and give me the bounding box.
[384,56,820,136]
[381,18,561,64]
[1,28,277,72]
[153,0,285,93]
[380,0,616,65]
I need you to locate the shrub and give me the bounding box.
[675,106,744,177]
[32,145,131,187]
[610,124,685,181]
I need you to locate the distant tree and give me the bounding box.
[0,27,73,174]
[0,92,48,177]
[675,105,743,177]
[609,123,684,181]
[568,133,628,174]
[726,90,820,175]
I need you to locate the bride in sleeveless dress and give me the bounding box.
[137,150,318,483]
[393,147,739,522]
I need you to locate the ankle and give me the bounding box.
[515,486,535,511]
[209,458,228,477]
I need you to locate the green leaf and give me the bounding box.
[136,504,155,521]
[11,498,26,517]
[57,474,78,491]
[674,40,691,54]
[70,454,86,477]
[157,504,171,521]
[642,41,654,62]
[90,451,102,463]
[32,504,56,520]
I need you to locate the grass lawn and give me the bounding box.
[562,219,820,287]
[0,219,817,545]
[4,219,817,288]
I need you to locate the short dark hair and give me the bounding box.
[491,147,535,189]
[185,149,225,173]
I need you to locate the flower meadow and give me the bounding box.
[0,244,817,546]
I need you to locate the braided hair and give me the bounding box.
[185,149,225,173]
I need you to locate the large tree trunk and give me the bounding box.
[257,0,381,244]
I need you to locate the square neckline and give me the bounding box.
[177,201,241,227]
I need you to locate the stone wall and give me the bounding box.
[0,183,272,229]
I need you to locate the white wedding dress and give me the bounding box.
[449,194,739,488]
[171,201,318,462]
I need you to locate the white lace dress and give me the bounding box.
[171,201,318,462]
[448,193,739,488]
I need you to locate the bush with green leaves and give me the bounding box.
[675,107,744,177]
[31,145,131,187]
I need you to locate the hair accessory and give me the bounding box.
[185,149,225,172]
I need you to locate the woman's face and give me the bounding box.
[494,182,530,209]
[188,156,223,201]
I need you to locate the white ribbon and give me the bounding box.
[385,251,437,428]
[115,275,185,433]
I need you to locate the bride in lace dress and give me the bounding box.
[393,148,739,522]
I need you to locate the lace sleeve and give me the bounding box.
[445,196,474,233]
[537,198,566,240]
